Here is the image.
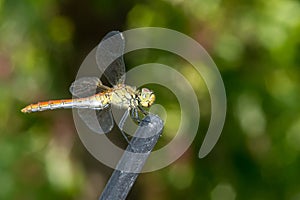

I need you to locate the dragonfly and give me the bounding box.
[21,31,155,136]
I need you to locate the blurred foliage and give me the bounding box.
[1,0,300,199]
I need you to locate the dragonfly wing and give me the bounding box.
[69,77,103,98]
[78,107,114,134]
[96,31,126,86]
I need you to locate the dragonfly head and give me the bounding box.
[138,88,155,107]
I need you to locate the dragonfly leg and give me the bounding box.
[121,130,131,145]
[134,108,141,122]
[118,109,132,145]
[130,108,142,124]
[130,106,151,124]
[138,105,149,116]
[138,106,151,123]
[119,109,129,130]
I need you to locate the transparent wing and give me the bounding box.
[96,31,126,86]
[69,77,103,98]
[78,107,114,134]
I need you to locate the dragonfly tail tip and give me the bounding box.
[21,106,29,113]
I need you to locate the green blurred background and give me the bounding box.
[1,0,300,199]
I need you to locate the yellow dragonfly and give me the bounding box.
[21,31,155,135]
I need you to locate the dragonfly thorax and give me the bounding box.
[110,85,155,109]
[110,85,139,109]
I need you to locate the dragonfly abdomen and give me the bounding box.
[77,93,111,109]
[21,93,111,113]
[21,99,75,113]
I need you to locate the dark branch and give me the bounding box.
[99,114,164,200]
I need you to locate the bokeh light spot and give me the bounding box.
[49,16,74,44]
[236,94,266,137]
[211,183,236,200]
